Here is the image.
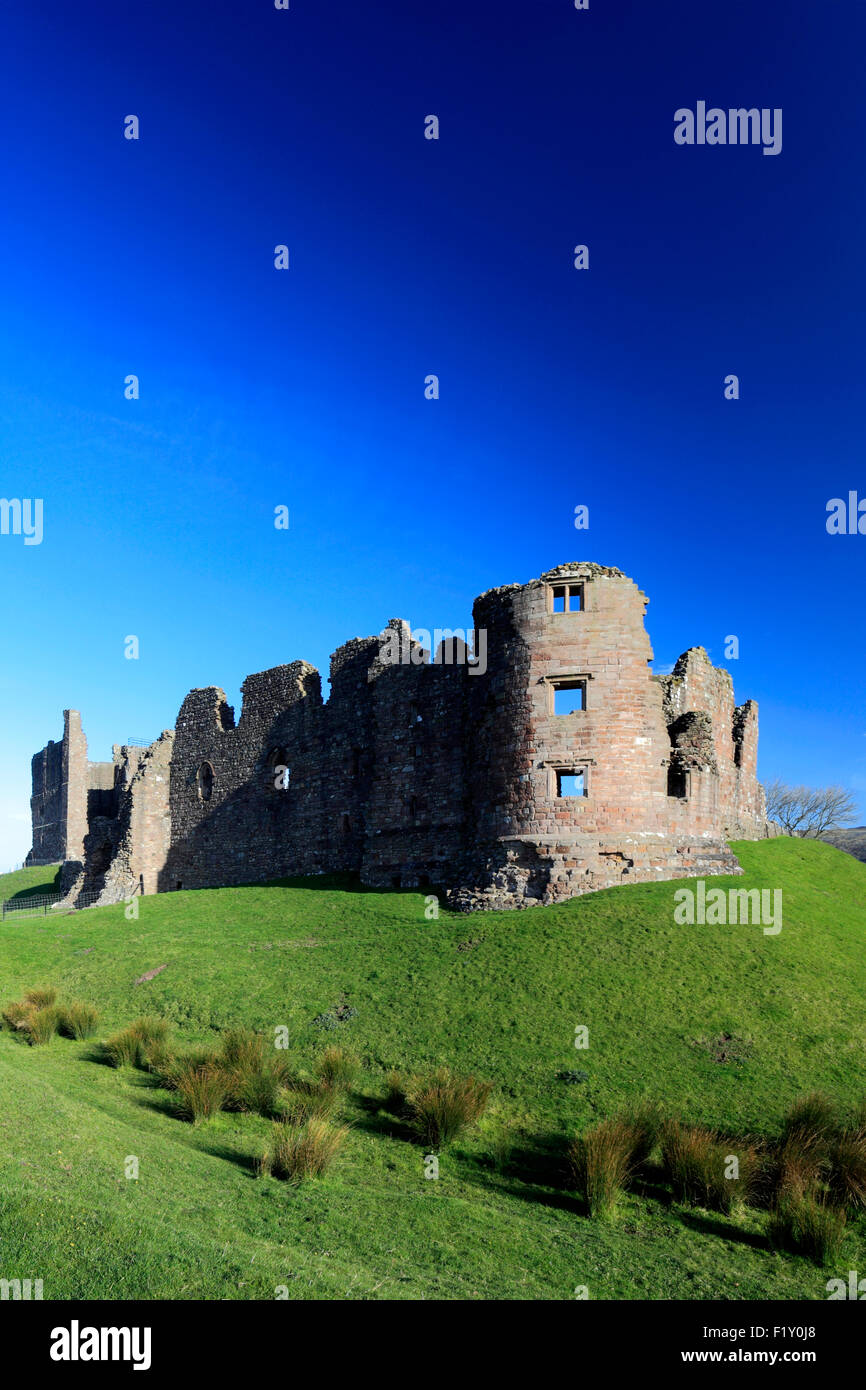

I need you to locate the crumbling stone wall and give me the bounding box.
[27,711,116,867]
[27,561,774,910]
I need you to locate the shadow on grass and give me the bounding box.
[83,1042,121,1068]
[193,1139,260,1176]
[678,1209,769,1251]
[451,1131,587,1215]
[5,867,62,903]
[349,1092,416,1143]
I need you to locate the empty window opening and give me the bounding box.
[410,702,423,724]
[667,765,688,798]
[266,748,289,790]
[553,681,586,715]
[557,770,586,798]
[414,743,422,758]
[351,748,361,778]
[196,762,214,802]
[667,767,686,800]
[551,583,584,614]
[341,813,351,834]
[408,797,418,819]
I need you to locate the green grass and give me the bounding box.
[0,837,864,1299]
[0,862,61,902]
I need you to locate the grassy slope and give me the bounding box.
[0,863,61,901]
[0,837,863,1300]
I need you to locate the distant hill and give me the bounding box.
[820,827,866,863]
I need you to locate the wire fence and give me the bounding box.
[1,890,103,921]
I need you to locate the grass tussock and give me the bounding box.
[623,1100,665,1166]
[383,1069,408,1115]
[217,1028,293,1116]
[405,1067,493,1149]
[767,1195,847,1266]
[25,1005,62,1046]
[174,1066,229,1125]
[105,1017,170,1069]
[282,1082,339,1124]
[662,1122,758,1213]
[315,1045,359,1091]
[779,1091,838,1145]
[827,1130,866,1213]
[57,1001,100,1040]
[571,1118,637,1219]
[2,1000,35,1031]
[262,1117,348,1183]
[23,988,57,1009]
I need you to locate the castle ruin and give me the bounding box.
[26,562,774,910]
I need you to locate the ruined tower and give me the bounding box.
[26,562,774,910]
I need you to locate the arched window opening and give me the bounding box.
[197,762,214,802]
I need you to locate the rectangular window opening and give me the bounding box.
[667,766,688,799]
[556,770,586,798]
[553,680,586,715]
[551,583,584,613]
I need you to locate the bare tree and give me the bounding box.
[763,779,859,838]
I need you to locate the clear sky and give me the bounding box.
[1,0,864,870]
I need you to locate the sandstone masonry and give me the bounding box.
[26,563,776,910]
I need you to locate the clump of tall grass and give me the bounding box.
[779,1091,838,1143]
[25,1005,62,1046]
[260,1117,348,1183]
[767,1195,846,1266]
[24,988,57,1009]
[224,1062,284,1118]
[662,1122,758,1213]
[151,1047,219,1089]
[57,1001,100,1040]
[220,1027,267,1070]
[282,1081,340,1124]
[765,1093,838,1207]
[624,1100,665,1166]
[174,1065,229,1125]
[827,1130,866,1213]
[104,1017,170,1069]
[383,1070,408,1115]
[571,1118,637,1219]
[315,1045,359,1091]
[2,1000,34,1031]
[217,1028,292,1117]
[405,1067,492,1149]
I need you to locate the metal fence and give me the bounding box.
[1,890,102,921]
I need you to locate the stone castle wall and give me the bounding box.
[26,562,775,910]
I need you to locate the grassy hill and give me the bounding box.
[822,826,866,864]
[1,837,864,1300]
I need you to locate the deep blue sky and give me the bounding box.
[1,0,864,869]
